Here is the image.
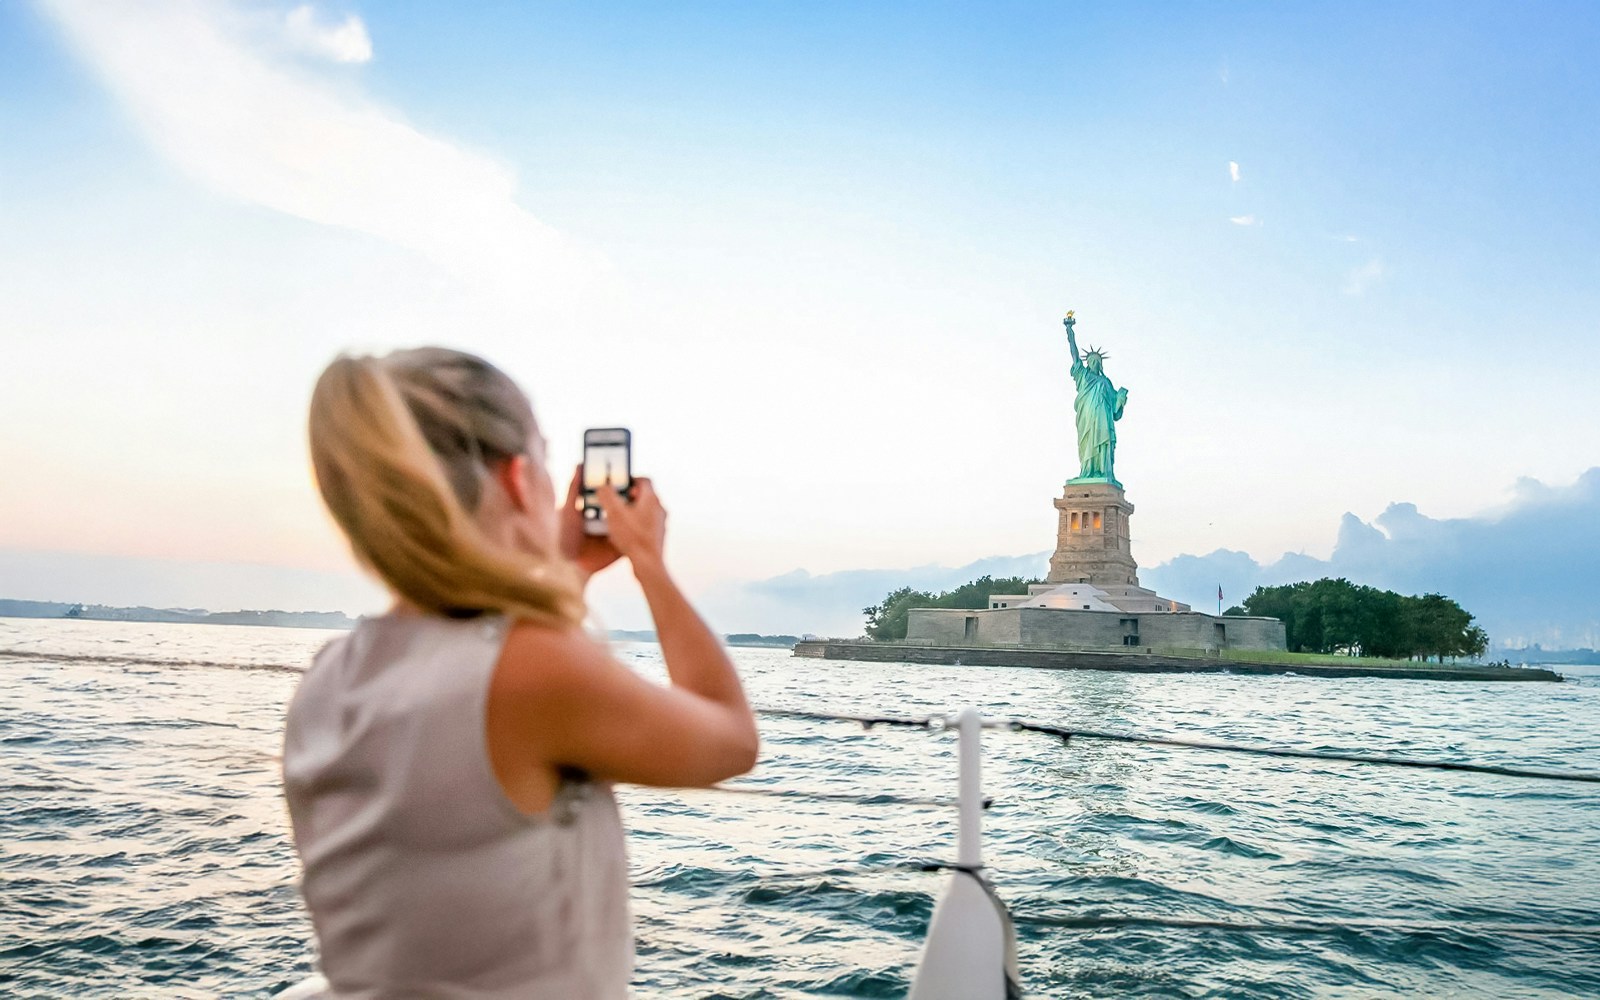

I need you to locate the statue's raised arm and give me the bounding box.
[1064,311,1081,369]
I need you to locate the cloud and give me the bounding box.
[1341,257,1384,295]
[699,552,1051,636]
[1142,468,1600,649]
[284,4,372,63]
[1229,214,1259,226]
[1228,161,1240,182]
[37,0,594,302]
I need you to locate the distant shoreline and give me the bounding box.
[0,601,805,649]
[793,640,1573,681]
[594,629,804,649]
[0,599,355,630]
[4,599,1587,663]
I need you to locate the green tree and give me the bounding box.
[934,575,1001,610]
[1352,586,1408,658]
[1244,580,1487,660]
[1462,625,1489,659]
[1241,584,1300,645]
[1308,577,1363,653]
[933,575,1042,609]
[862,587,932,641]
[863,575,1043,640]
[1401,592,1480,661]
[1401,593,1436,660]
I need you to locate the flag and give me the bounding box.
[1218,585,1224,602]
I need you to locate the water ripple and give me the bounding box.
[3,618,1599,997]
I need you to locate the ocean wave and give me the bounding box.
[5,624,1600,997]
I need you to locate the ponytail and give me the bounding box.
[308,349,584,627]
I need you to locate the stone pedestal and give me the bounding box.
[1047,481,1140,587]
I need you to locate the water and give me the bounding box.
[3,617,1599,998]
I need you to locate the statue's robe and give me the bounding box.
[1071,360,1126,481]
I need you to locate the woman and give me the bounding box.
[283,347,759,998]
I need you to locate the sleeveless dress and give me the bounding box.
[282,613,634,998]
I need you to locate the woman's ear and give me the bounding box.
[495,454,531,512]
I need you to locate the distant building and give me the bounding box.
[906,481,1285,652]
[907,600,1285,652]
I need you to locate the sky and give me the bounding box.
[2,1,1598,643]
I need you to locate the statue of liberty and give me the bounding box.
[1063,311,1128,485]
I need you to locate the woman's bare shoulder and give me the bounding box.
[494,619,620,698]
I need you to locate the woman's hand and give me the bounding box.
[597,477,667,574]
[558,465,622,584]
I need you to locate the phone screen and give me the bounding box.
[581,428,631,533]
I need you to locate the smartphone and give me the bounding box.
[581,428,632,536]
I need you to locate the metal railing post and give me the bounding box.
[955,707,983,869]
[908,705,1008,999]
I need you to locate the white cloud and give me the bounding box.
[1143,468,1600,649]
[1229,214,1258,226]
[36,0,595,304]
[1228,160,1240,182]
[1342,257,1385,295]
[284,4,372,64]
[700,552,1051,635]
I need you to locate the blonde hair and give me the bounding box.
[308,347,584,626]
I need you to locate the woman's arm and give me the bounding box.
[486,478,758,806]
[606,480,754,722]
[489,624,758,792]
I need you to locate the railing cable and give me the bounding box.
[758,707,943,732]
[1008,912,1600,939]
[757,707,1600,784]
[1000,719,1600,784]
[698,783,991,810]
